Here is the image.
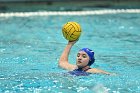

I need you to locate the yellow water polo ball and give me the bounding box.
[62,22,82,41]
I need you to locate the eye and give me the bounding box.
[82,54,87,58]
[77,53,80,57]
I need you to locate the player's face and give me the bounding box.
[76,51,90,68]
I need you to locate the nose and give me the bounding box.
[78,55,82,60]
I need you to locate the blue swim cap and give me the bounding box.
[79,48,95,66]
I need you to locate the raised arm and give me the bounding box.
[58,41,77,70]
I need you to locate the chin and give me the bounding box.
[76,64,84,68]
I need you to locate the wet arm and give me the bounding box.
[58,41,77,70]
[88,68,112,75]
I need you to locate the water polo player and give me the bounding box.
[58,40,112,76]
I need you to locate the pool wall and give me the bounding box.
[0,0,140,12]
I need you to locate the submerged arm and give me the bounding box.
[88,68,112,75]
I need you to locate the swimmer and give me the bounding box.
[58,40,112,76]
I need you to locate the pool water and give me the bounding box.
[0,12,140,93]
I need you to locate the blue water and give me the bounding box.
[0,13,140,93]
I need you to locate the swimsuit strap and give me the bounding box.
[83,67,91,72]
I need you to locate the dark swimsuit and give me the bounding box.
[68,68,91,76]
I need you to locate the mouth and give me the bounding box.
[78,61,82,64]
